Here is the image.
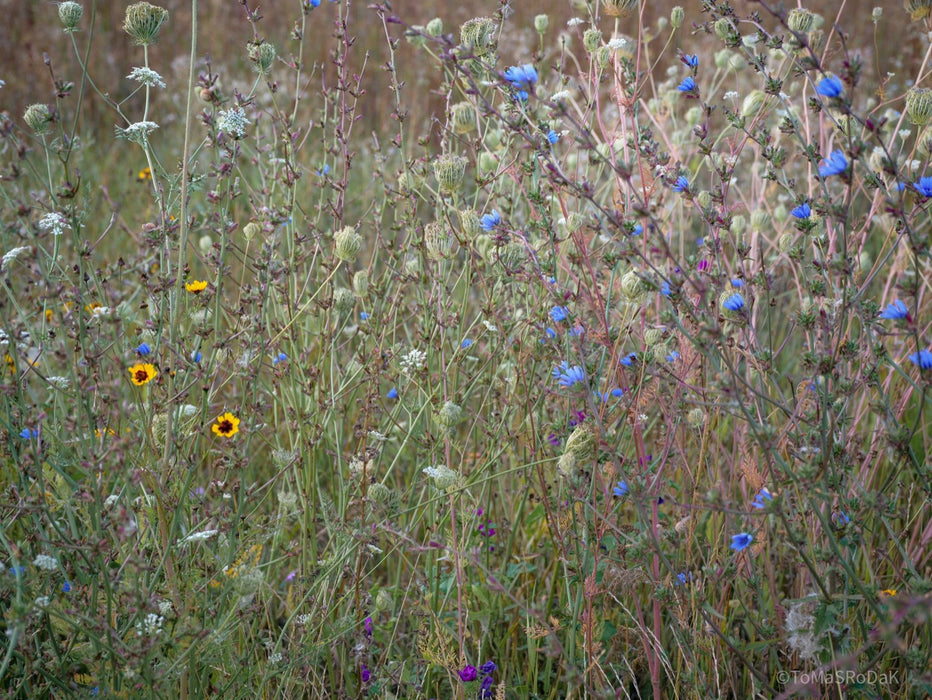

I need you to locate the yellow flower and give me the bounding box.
[186,280,208,293]
[880,588,897,597]
[212,412,240,438]
[137,166,151,181]
[128,363,157,386]
[4,354,14,375]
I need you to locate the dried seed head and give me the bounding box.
[352,270,369,297]
[906,87,932,126]
[248,41,276,76]
[583,29,602,52]
[432,154,468,194]
[602,0,638,18]
[670,6,685,29]
[23,104,52,135]
[243,221,261,242]
[460,17,496,56]
[425,17,443,37]
[534,14,549,34]
[687,408,706,428]
[424,221,454,260]
[334,226,362,263]
[458,209,480,238]
[450,102,476,134]
[905,0,932,22]
[333,287,355,315]
[123,2,169,46]
[787,8,815,33]
[564,425,596,461]
[59,2,84,32]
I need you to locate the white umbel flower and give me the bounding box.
[217,107,250,139]
[126,67,166,88]
[38,214,70,237]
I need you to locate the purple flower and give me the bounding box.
[672,175,690,192]
[550,306,569,322]
[914,176,932,197]
[360,663,370,683]
[816,75,843,97]
[722,293,745,311]
[879,300,908,320]
[364,616,373,639]
[697,259,711,272]
[730,532,753,551]
[480,210,501,231]
[480,661,498,675]
[908,349,932,370]
[480,675,495,698]
[504,64,538,90]
[677,76,696,92]
[819,150,848,178]
[790,203,811,219]
[458,665,479,682]
[547,432,561,447]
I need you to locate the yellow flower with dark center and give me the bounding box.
[212,412,240,438]
[129,362,157,385]
[186,280,208,293]
[137,166,152,181]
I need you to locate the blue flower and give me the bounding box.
[832,510,851,527]
[504,64,538,90]
[547,129,559,144]
[620,352,637,366]
[62,581,72,592]
[315,163,329,175]
[730,278,744,288]
[914,176,932,197]
[751,487,773,509]
[819,150,848,178]
[550,306,569,322]
[682,54,699,68]
[790,203,811,219]
[360,312,370,321]
[661,281,672,296]
[675,572,694,586]
[552,361,585,388]
[19,428,37,439]
[480,210,501,231]
[307,0,321,7]
[677,76,696,92]
[908,349,932,370]
[191,351,202,363]
[273,352,288,364]
[135,342,151,355]
[387,387,399,399]
[672,175,689,192]
[568,325,584,337]
[514,90,529,102]
[631,223,643,236]
[730,532,753,551]
[879,300,908,320]
[544,327,556,340]
[815,75,843,97]
[611,388,624,398]
[722,293,745,311]
[613,481,629,497]
[666,350,681,362]
[461,338,473,349]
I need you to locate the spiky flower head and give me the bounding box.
[59,2,84,32]
[247,41,276,76]
[583,28,602,52]
[621,269,648,301]
[787,8,815,33]
[460,17,496,56]
[424,221,454,260]
[433,154,468,194]
[334,226,362,262]
[123,2,169,46]
[425,17,443,37]
[602,0,638,18]
[23,104,52,135]
[906,0,932,22]
[906,87,932,126]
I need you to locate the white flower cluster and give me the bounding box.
[217,107,250,139]
[126,66,166,89]
[33,554,58,571]
[179,529,218,545]
[422,464,460,490]
[135,613,164,637]
[399,348,426,377]
[38,213,70,237]
[117,120,160,145]
[1,246,31,270]
[46,376,70,390]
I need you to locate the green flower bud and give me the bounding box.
[497,243,525,270]
[696,190,712,209]
[450,101,476,134]
[475,235,494,262]
[59,1,83,32]
[534,14,549,34]
[248,41,276,76]
[685,106,703,128]
[778,232,795,253]
[198,235,212,255]
[807,29,825,54]
[730,215,747,236]
[687,407,706,428]
[906,0,932,22]
[484,129,502,150]
[243,221,261,242]
[407,26,427,47]
[367,483,392,504]
[433,154,468,194]
[434,401,463,435]
[714,17,735,42]
[906,87,932,127]
[460,17,496,56]
[352,270,369,297]
[670,6,685,29]
[741,90,770,119]
[333,287,355,315]
[583,29,602,52]
[123,2,169,46]
[714,49,732,69]
[787,8,815,33]
[596,46,612,69]
[478,151,498,175]
[23,104,52,135]
[334,226,362,263]
[602,0,638,18]
[425,17,443,37]
[458,209,480,238]
[643,328,664,346]
[375,588,392,612]
[750,209,771,231]
[424,221,454,260]
[565,212,587,232]
[621,269,647,301]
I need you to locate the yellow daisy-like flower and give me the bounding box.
[186,280,208,293]
[880,588,897,597]
[137,166,152,181]
[128,363,157,386]
[212,412,240,438]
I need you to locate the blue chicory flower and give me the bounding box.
[480,210,501,231]
[731,532,754,551]
[677,76,696,92]
[819,150,848,177]
[461,338,474,349]
[722,293,745,311]
[547,129,559,144]
[550,306,569,322]
[620,352,637,366]
[683,54,699,68]
[879,300,908,320]
[816,75,843,97]
[19,428,38,439]
[273,352,287,364]
[552,361,585,388]
[387,387,399,399]
[135,342,151,355]
[751,487,773,509]
[504,64,538,90]
[790,203,811,219]
[613,481,629,497]
[908,349,932,370]
[914,176,932,197]
[672,175,689,192]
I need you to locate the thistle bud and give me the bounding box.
[458,209,480,238]
[602,0,638,18]
[23,104,52,135]
[333,287,355,315]
[583,29,602,53]
[59,1,84,32]
[670,6,685,29]
[425,18,443,37]
[424,221,454,260]
[460,17,496,56]
[450,101,476,134]
[535,14,549,34]
[123,2,169,46]
[906,87,932,126]
[433,154,468,194]
[352,270,369,297]
[787,8,815,33]
[247,41,276,76]
[243,221,261,242]
[334,226,362,263]
[906,0,932,22]
[687,407,706,428]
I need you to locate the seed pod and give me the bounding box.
[248,41,276,76]
[433,154,468,194]
[123,2,169,46]
[334,226,361,263]
[424,221,454,260]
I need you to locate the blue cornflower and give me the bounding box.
[819,150,848,178]
[480,210,501,231]
[666,350,681,362]
[191,351,202,363]
[620,352,637,366]
[504,64,538,90]
[751,487,773,509]
[135,342,151,355]
[19,428,38,439]
[914,176,932,197]
[682,54,699,68]
[790,203,811,219]
[815,75,843,97]
[730,532,754,551]
[613,481,629,497]
[547,129,559,144]
[672,175,689,192]
[273,352,288,364]
[360,312,370,321]
[514,90,529,102]
[544,327,556,340]
[631,223,643,236]
[677,76,696,92]
[387,387,399,399]
[730,278,744,288]
[552,361,585,388]
[550,306,569,322]
[879,300,908,320]
[461,338,474,349]
[722,293,745,311]
[908,349,932,370]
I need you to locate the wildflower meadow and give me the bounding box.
[2,0,932,697]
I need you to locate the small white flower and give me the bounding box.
[567,18,584,27]
[551,90,572,102]
[399,348,426,377]
[367,429,388,442]
[34,596,51,610]
[126,67,166,89]
[157,600,174,617]
[1,246,32,270]
[117,120,160,145]
[46,376,70,390]
[295,613,314,626]
[103,494,120,509]
[216,107,250,139]
[135,613,164,637]
[607,37,629,51]
[0,79,5,89]
[483,320,498,332]
[33,554,58,571]
[723,90,739,100]
[38,213,70,237]
[179,529,218,544]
